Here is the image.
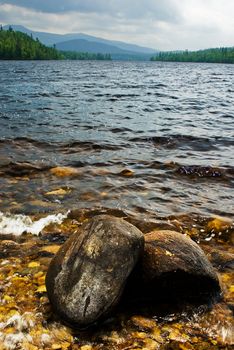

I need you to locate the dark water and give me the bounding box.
[0,60,233,219]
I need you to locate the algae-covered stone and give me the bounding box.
[126,230,221,303]
[46,215,144,328]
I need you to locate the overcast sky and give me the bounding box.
[0,0,233,50]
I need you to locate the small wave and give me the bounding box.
[95,93,139,99]
[60,141,123,153]
[221,114,234,119]
[0,138,124,159]
[0,162,50,176]
[148,83,167,88]
[13,70,28,74]
[0,211,68,236]
[110,127,132,133]
[0,137,53,149]
[129,134,234,151]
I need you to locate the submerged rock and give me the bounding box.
[177,165,223,178]
[46,215,144,328]
[50,166,81,177]
[201,245,234,271]
[125,230,221,304]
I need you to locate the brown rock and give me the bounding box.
[125,230,221,304]
[45,215,144,328]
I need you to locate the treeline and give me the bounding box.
[60,51,111,60]
[0,27,112,60]
[151,47,234,64]
[0,26,62,59]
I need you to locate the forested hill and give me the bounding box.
[0,28,112,60]
[151,47,234,64]
[0,27,62,59]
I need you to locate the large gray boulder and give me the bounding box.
[125,230,221,303]
[45,215,144,328]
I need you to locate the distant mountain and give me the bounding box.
[3,25,156,55]
[56,39,134,54]
[55,38,153,60]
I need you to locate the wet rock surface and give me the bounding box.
[46,215,144,328]
[125,230,221,304]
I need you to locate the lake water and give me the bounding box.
[0,60,233,349]
[0,60,233,219]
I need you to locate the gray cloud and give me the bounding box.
[0,0,233,50]
[1,0,180,22]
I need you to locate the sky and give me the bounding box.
[0,0,233,50]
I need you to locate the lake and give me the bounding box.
[0,60,233,218]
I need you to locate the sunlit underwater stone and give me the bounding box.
[50,166,82,178]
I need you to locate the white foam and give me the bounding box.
[41,333,51,344]
[0,211,68,236]
[4,333,29,350]
[0,313,35,349]
[2,313,35,331]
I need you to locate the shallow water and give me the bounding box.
[0,60,233,218]
[0,60,233,349]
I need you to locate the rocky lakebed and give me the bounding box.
[0,209,233,350]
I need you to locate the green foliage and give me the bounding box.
[0,28,62,60]
[60,51,112,60]
[0,28,112,61]
[151,47,234,64]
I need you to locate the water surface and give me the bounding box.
[0,60,233,218]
